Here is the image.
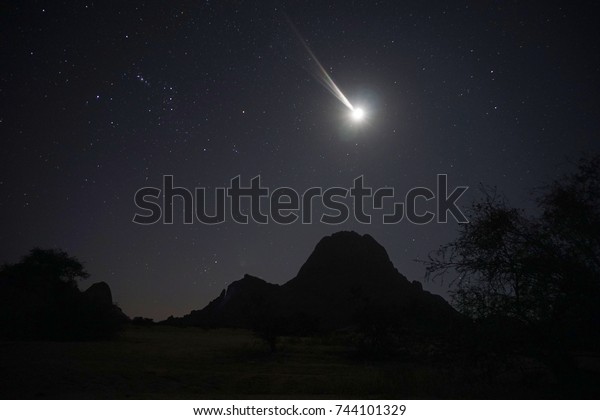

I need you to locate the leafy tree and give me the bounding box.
[423,155,600,347]
[0,248,124,340]
[1,248,89,286]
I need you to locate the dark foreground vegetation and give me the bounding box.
[0,249,127,341]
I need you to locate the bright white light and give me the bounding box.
[351,107,365,121]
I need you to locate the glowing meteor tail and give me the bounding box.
[284,14,354,110]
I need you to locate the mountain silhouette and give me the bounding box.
[165,231,461,333]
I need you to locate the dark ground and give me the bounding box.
[1,325,599,399]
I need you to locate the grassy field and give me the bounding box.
[0,325,597,399]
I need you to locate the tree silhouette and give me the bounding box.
[1,248,89,286]
[423,155,600,349]
[0,248,125,340]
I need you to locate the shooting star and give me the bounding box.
[285,14,366,122]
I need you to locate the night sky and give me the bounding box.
[1,1,598,320]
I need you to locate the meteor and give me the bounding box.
[285,14,362,118]
[351,107,365,121]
